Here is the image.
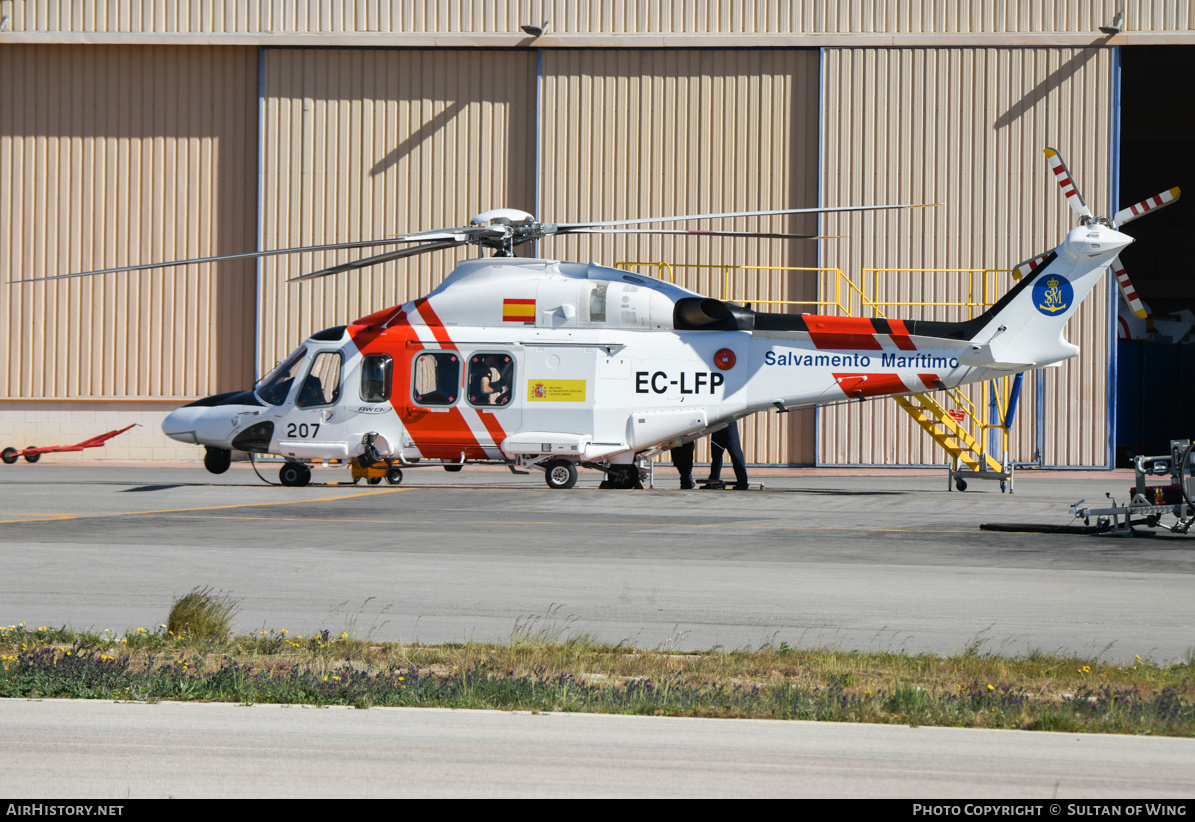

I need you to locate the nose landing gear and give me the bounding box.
[204,447,232,475]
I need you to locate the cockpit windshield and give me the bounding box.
[256,346,307,406]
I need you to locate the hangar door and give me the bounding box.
[0,44,257,400]
[258,48,537,372]
[260,48,818,465]
[819,47,1115,469]
[540,49,821,465]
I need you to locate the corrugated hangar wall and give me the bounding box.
[0,44,257,401]
[0,23,1129,466]
[8,1,1191,36]
[819,47,1113,467]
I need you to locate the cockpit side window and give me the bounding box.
[467,353,514,408]
[297,351,343,407]
[257,346,307,406]
[361,354,393,403]
[412,351,460,406]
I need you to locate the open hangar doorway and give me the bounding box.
[1115,45,1195,466]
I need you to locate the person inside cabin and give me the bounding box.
[297,374,325,407]
[473,355,511,406]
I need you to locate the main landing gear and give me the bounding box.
[544,459,578,490]
[599,464,644,490]
[279,461,312,487]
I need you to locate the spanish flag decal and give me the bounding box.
[502,298,536,323]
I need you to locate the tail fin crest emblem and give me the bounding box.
[1034,274,1073,315]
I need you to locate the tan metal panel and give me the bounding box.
[259,48,536,373]
[540,48,820,465]
[9,1,1189,35]
[820,47,1113,467]
[0,44,257,400]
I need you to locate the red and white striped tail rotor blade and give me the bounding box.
[1113,186,1181,228]
[1110,256,1148,319]
[1012,252,1051,281]
[1044,147,1092,219]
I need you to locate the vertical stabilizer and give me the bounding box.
[959,223,1131,370]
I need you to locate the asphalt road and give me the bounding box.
[1,462,1192,662]
[4,700,1195,798]
[3,461,1195,798]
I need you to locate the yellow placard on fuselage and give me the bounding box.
[526,380,588,402]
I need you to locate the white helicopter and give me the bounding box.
[33,148,1179,489]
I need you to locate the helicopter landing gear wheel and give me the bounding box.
[1,447,17,465]
[955,477,968,492]
[367,476,382,485]
[203,446,232,475]
[600,464,643,490]
[279,462,311,487]
[544,459,578,490]
[23,449,40,464]
[385,467,403,485]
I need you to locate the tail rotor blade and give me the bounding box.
[1044,147,1092,219]
[290,240,465,281]
[1114,187,1181,228]
[1110,256,1149,319]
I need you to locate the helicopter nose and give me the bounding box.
[161,406,203,444]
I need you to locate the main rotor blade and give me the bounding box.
[1114,186,1181,228]
[1044,147,1092,219]
[560,228,829,240]
[549,202,942,233]
[11,238,422,283]
[1110,255,1149,319]
[290,240,465,281]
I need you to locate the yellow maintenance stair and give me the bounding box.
[894,394,1001,473]
[892,388,1016,492]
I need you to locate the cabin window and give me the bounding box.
[587,283,607,323]
[412,351,460,406]
[297,351,342,407]
[467,353,514,408]
[360,354,393,403]
[257,346,308,406]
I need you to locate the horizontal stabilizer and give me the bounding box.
[1012,251,1052,281]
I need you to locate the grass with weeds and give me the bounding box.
[0,622,1192,735]
[166,587,239,643]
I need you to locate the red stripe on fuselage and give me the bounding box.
[353,301,492,462]
[886,319,918,351]
[833,372,909,398]
[413,298,456,348]
[807,316,884,350]
[476,408,508,449]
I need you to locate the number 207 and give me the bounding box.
[287,423,320,438]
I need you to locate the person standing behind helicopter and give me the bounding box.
[703,421,749,490]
